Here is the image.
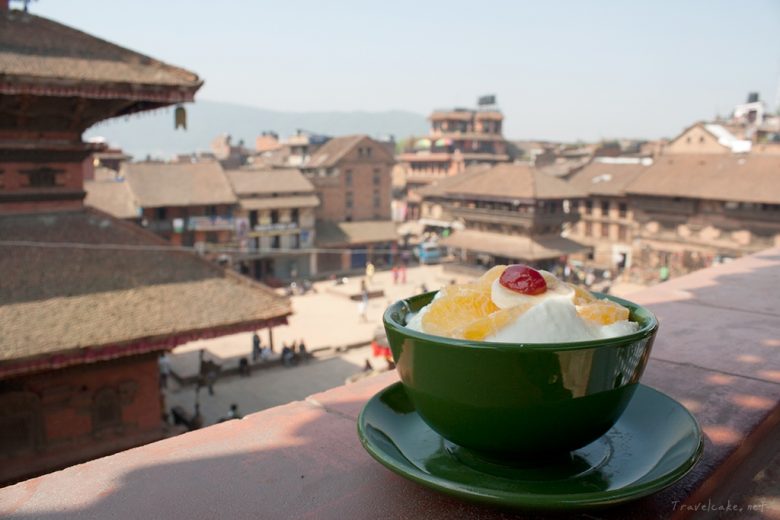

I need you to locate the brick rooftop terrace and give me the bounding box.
[1,249,779,519]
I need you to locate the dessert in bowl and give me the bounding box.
[382,265,658,458]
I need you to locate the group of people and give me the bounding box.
[250,331,309,369]
[172,402,242,431]
[281,340,308,367]
[390,263,408,284]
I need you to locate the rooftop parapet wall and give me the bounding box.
[1,248,779,518]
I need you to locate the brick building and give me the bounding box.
[301,135,398,273]
[398,99,513,220]
[226,167,319,281]
[566,158,652,270]
[302,135,394,221]
[122,161,238,247]
[420,163,587,271]
[625,154,780,277]
[0,5,291,485]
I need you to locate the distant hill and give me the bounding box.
[84,100,429,159]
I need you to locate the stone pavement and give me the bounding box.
[164,345,386,427]
[168,264,473,380]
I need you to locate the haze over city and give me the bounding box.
[39,0,780,142]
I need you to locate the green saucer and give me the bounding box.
[357,382,703,510]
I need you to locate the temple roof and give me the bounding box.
[0,209,290,378]
[0,10,202,102]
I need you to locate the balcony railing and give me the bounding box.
[187,216,234,232]
[634,197,697,216]
[448,205,578,226]
[247,222,300,237]
[723,206,780,222]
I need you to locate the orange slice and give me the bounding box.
[455,303,533,341]
[422,288,498,338]
[569,283,596,306]
[577,299,629,325]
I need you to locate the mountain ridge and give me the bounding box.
[85,100,429,159]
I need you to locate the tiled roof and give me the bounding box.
[84,179,138,219]
[306,135,394,169]
[315,220,398,246]
[440,230,589,261]
[0,11,201,92]
[567,159,651,197]
[0,209,291,372]
[305,135,364,168]
[419,163,584,201]
[124,161,237,207]
[226,168,314,196]
[536,157,592,178]
[626,154,780,204]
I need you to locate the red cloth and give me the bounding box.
[371,341,391,359]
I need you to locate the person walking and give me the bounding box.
[358,280,369,322]
[251,331,261,362]
[399,253,409,284]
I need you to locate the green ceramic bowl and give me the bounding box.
[383,291,659,457]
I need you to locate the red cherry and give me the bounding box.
[499,264,547,295]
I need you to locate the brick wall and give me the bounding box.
[312,138,393,222]
[0,353,165,485]
[0,160,86,213]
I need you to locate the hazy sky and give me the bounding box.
[38,0,780,141]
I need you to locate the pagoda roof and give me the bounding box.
[0,10,202,104]
[0,208,291,379]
